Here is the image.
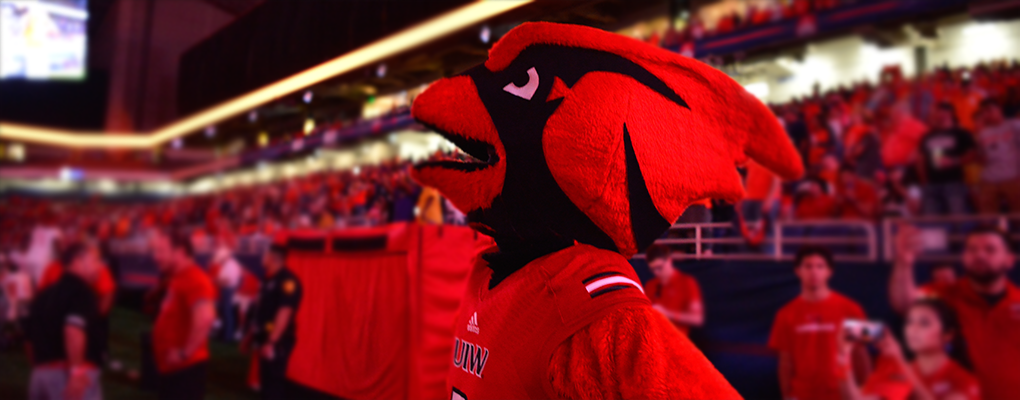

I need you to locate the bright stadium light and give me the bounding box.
[303,118,316,134]
[480,25,491,43]
[962,22,998,38]
[8,142,25,162]
[743,82,770,99]
[0,0,532,149]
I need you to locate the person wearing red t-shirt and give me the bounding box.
[149,231,217,400]
[839,299,980,400]
[890,226,1019,400]
[835,167,880,220]
[642,245,703,335]
[794,179,838,219]
[770,246,871,400]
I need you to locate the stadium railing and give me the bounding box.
[881,214,1020,263]
[647,220,878,263]
[648,214,1020,264]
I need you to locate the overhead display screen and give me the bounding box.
[0,0,88,80]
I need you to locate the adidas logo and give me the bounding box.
[467,312,480,334]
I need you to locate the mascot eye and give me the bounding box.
[502,67,539,100]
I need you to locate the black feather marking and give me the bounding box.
[527,45,689,110]
[624,124,672,253]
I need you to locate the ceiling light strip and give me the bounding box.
[0,0,531,149]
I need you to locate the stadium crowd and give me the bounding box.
[0,160,457,399]
[0,56,1019,399]
[654,0,873,47]
[737,60,1020,225]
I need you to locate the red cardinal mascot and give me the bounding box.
[410,22,803,399]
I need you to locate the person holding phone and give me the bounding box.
[890,226,1018,400]
[838,299,980,400]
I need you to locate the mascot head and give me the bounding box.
[411,22,802,269]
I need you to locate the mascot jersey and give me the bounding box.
[409,22,804,399]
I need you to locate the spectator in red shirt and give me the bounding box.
[770,246,871,400]
[807,114,836,167]
[843,117,883,180]
[740,161,781,244]
[794,179,838,219]
[890,226,1019,400]
[835,167,880,220]
[149,231,217,400]
[642,244,704,335]
[839,299,981,400]
[878,106,928,169]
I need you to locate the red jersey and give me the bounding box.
[152,265,217,373]
[769,292,866,400]
[447,243,739,399]
[930,280,1020,400]
[448,244,651,398]
[862,355,980,400]
[643,271,702,334]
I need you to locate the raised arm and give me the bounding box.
[889,224,921,314]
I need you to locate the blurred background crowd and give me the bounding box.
[2,0,1020,399]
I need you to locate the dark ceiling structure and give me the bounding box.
[175,0,666,151]
[2,0,667,175]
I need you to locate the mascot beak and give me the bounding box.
[411,76,508,214]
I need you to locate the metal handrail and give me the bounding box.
[651,214,1017,264]
[881,214,1020,262]
[657,219,878,262]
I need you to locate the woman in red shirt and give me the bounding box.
[838,299,980,400]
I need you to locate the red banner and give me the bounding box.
[284,223,491,400]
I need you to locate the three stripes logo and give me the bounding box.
[467,312,480,334]
[583,271,644,298]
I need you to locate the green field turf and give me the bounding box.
[0,307,258,400]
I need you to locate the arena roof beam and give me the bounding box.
[0,0,531,149]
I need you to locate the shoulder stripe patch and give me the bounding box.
[584,276,644,295]
[582,271,623,284]
[590,285,633,298]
